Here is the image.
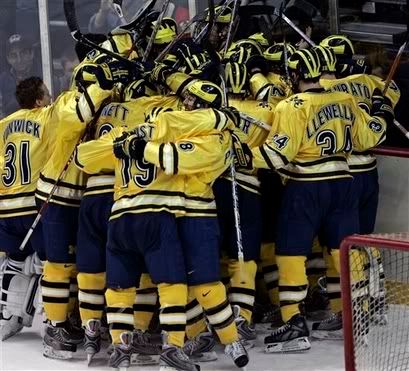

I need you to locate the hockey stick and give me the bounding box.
[222,0,240,56]
[64,0,144,72]
[381,32,409,140]
[211,0,246,284]
[143,0,171,62]
[239,112,272,131]
[18,148,77,251]
[111,0,156,33]
[19,96,110,251]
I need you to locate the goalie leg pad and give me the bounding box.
[0,257,41,340]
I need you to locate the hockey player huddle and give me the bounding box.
[0,3,399,371]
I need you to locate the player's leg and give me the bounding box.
[137,211,199,371]
[76,194,112,363]
[105,214,141,370]
[184,288,217,362]
[39,203,83,359]
[179,216,249,369]
[0,215,44,340]
[213,177,261,345]
[311,178,359,339]
[264,181,322,353]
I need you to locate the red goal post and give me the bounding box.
[340,233,409,371]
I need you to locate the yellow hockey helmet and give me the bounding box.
[320,35,355,58]
[205,5,233,24]
[148,17,177,45]
[186,80,223,108]
[288,48,321,80]
[249,33,270,48]
[313,45,337,73]
[263,42,296,64]
[225,62,248,94]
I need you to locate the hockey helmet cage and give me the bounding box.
[187,80,223,108]
[288,48,321,80]
[320,35,355,58]
[313,45,337,73]
[225,62,248,94]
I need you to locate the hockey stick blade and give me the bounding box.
[113,0,156,32]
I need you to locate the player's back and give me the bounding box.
[0,105,54,217]
[268,89,385,181]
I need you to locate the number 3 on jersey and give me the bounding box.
[316,125,352,156]
[2,141,31,187]
[121,157,157,188]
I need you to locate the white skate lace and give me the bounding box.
[271,322,291,335]
[228,340,246,358]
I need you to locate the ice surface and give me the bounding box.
[0,316,344,371]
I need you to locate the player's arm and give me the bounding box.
[352,91,390,151]
[144,132,232,176]
[251,102,302,170]
[75,127,125,174]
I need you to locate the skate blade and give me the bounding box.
[265,337,311,353]
[311,329,343,340]
[241,339,255,350]
[131,353,159,365]
[43,344,73,360]
[87,353,96,365]
[160,366,200,371]
[191,350,218,362]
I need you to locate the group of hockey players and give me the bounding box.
[0,1,400,370]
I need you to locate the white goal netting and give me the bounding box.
[341,233,409,371]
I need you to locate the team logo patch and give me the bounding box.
[368,120,383,133]
[289,96,305,108]
[179,142,195,151]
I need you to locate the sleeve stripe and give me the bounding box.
[163,144,174,175]
[265,143,289,165]
[170,142,179,175]
[76,104,84,123]
[83,89,96,117]
[73,149,84,170]
[213,109,221,130]
[259,146,276,170]
[159,143,165,170]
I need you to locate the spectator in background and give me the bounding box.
[54,48,79,95]
[0,34,42,118]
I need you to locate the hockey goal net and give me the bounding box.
[341,233,409,371]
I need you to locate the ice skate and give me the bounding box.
[183,331,218,362]
[159,344,200,371]
[311,311,343,340]
[305,283,330,321]
[264,314,311,353]
[130,329,160,365]
[83,319,101,365]
[42,321,77,360]
[233,305,257,348]
[108,331,133,371]
[224,340,249,368]
[370,297,388,325]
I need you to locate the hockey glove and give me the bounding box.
[246,55,269,77]
[371,88,394,126]
[150,63,175,85]
[220,107,242,128]
[94,60,132,90]
[232,133,253,170]
[113,132,147,160]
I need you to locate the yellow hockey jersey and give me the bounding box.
[83,94,184,196]
[320,74,400,172]
[249,72,292,105]
[75,109,233,219]
[226,98,274,194]
[252,89,387,181]
[0,105,56,217]
[35,85,111,207]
